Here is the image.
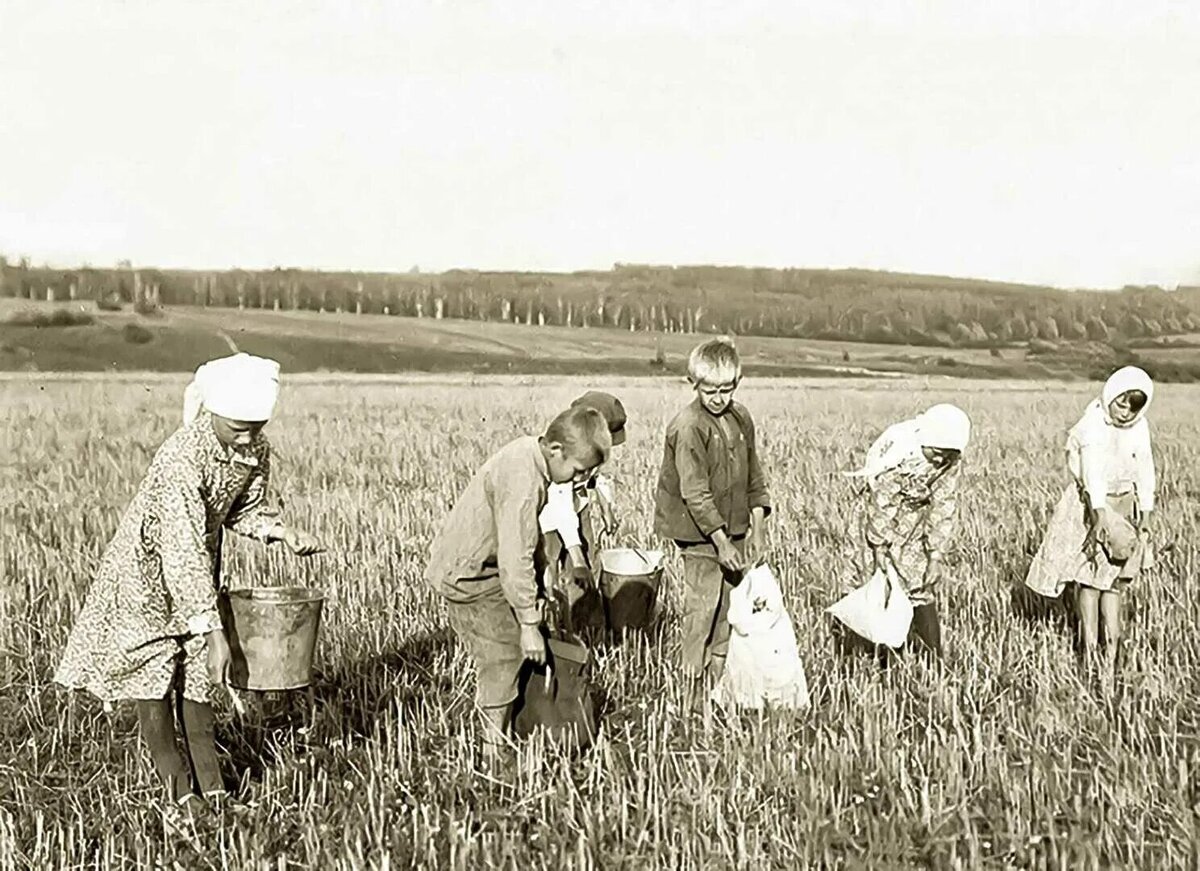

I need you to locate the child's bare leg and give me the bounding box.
[136,698,192,803]
[1099,590,1122,672]
[1076,585,1101,669]
[180,697,224,797]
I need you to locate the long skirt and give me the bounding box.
[1024,486,1145,598]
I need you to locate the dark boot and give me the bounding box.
[180,698,225,798]
[136,698,192,804]
[908,603,943,657]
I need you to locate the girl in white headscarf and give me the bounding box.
[55,353,323,814]
[842,403,972,655]
[1025,366,1156,674]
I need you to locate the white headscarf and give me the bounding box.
[1099,365,1154,427]
[182,353,281,425]
[844,403,971,479]
[1067,366,1156,512]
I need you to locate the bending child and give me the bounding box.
[843,403,971,656]
[427,405,612,764]
[539,391,627,631]
[55,353,323,813]
[653,338,771,707]
[1024,366,1156,678]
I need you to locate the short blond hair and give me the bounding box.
[687,337,741,385]
[544,406,612,468]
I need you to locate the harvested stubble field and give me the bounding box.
[2,373,1199,869]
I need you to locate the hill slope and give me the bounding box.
[5,261,1200,350]
[3,298,1197,380]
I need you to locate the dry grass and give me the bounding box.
[1,375,1198,869]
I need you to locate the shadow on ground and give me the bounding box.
[216,627,458,791]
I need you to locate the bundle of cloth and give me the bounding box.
[711,563,810,711]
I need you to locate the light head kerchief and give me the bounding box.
[182,353,281,425]
[844,403,971,479]
[1100,366,1153,428]
[915,403,971,452]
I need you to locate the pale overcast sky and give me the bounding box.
[1,1,1197,288]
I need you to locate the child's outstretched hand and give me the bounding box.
[206,629,232,685]
[596,499,619,537]
[282,527,325,556]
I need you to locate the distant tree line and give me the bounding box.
[3,257,1199,348]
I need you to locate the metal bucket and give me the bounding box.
[598,548,664,633]
[219,587,325,691]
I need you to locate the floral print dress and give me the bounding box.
[54,417,280,703]
[845,455,961,606]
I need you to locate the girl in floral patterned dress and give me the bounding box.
[843,404,972,656]
[1024,366,1156,677]
[55,354,323,811]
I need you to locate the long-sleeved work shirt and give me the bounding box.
[426,436,550,626]
[653,399,771,544]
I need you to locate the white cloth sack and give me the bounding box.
[711,563,810,711]
[826,566,914,649]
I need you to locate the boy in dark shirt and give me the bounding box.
[654,338,771,704]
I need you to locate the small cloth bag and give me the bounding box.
[513,637,599,748]
[827,565,914,649]
[1097,510,1139,563]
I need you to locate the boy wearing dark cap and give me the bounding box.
[539,392,628,628]
[570,391,626,541]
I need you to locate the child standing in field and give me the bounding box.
[54,354,323,812]
[539,391,627,631]
[1024,366,1156,677]
[653,338,771,705]
[426,406,612,763]
[843,403,972,655]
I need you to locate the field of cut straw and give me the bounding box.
[2,374,1199,869]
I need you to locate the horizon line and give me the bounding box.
[3,254,1191,295]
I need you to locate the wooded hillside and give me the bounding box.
[3,258,1198,348]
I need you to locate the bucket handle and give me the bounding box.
[213,529,249,717]
[627,543,662,572]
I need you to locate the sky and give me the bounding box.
[1,0,1198,289]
